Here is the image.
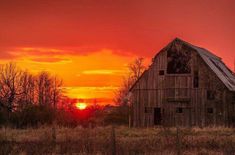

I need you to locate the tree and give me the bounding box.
[52,76,63,109]
[0,63,24,112]
[112,58,145,126]
[129,58,145,82]
[0,62,64,127]
[114,58,145,106]
[17,71,35,109]
[114,75,133,106]
[36,72,51,106]
[36,72,63,107]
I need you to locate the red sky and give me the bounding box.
[0,0,235,105]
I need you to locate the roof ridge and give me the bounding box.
[129,38,235,92]
[173,37,221,60]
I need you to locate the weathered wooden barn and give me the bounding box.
[129,38,235,127]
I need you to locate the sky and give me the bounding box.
[0,0,235,105]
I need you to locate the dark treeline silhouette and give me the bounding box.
[0,62,62,128]
[0,59,144,128]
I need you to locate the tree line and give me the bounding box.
[0,63,62,127]
[0,58,145,128]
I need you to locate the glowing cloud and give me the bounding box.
[82,69,126,75]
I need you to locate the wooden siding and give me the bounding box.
[130,40,235,127]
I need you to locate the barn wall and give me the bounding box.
[130,40,234,127]
[194,53,228,127]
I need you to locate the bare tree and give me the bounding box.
[36,72,52,106]
[114,75,133,106]
[113,58,145,127]
[0,63,24,112]
[129,58,145,82]
[36,71,63,107]
[52,76,63,109]
[0,62,64,127]
[114,58,145,106]
[17,71,35,109]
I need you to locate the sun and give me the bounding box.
[75,102,87,110]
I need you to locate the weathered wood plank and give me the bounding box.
[130,39,234,128]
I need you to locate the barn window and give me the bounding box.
[232,94,235,104]
[145,107,152,113]
[207,90,215,100]
[159,70,165,75]
[193,70,199,88]
[176,107,183,113]
[207,108,213,114]
[167,45,191,74]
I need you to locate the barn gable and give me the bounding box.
[129,38,235,127]
[178,38,235,91]
[130,38,235,91]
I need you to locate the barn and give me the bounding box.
[129,38,235,127]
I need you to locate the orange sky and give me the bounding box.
[0,0,235,105]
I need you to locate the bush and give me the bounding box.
[0,109,8,126]
[103,106,129,126]
[0,103,130,128]
[10,105,55,128]
[56,109,79,127]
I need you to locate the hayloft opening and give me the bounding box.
[167,45,191,74]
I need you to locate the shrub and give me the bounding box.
[0,109,8,126]
[103,106,129,126]
[10,105,55,128]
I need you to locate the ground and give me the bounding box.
[0,126,235,154]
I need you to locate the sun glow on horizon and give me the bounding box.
[75,102,87,110]
[14,49,136,106]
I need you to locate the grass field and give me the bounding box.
[0,126,235,155]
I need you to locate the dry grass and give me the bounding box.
[0,126,235,154]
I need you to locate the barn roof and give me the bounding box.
[178,38,235,91]
[129,38,235,91]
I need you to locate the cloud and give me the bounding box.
[0,47,139,67]
[1,47,84,63]
[64,86,118,99]
[82,69,126,75]
[11,47,70,57]
[0,46,133,60]
[77,98,114,105]
[0,47,75,62]
[64,86,117,92]
[0,48,18,60]
[30,57,71,63]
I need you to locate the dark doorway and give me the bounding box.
[154,108,162,125]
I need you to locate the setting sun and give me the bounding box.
[75,102,87,110]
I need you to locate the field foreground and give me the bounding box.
[0,126,235,155]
